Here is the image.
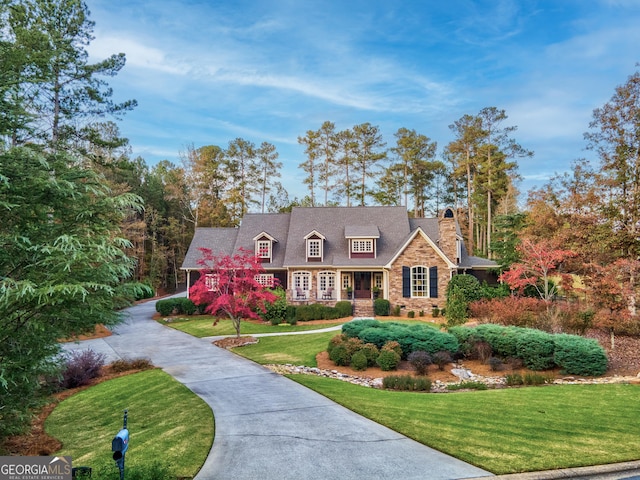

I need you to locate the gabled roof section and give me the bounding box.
[233,213,291,268]
[386,227,457,269]
[345,225,380,238]
[304,230,326,240]
[253,231,278,242]
[181,227,238,270]
[283,206,411,267]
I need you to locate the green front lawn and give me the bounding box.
[233,331,336,366]
[291,375,640,474]
[161,316,344,337]
[46,370,213,478]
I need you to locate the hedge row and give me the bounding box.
[341,320,458,359]
[292,301,352,321]
[448,324,607,376]
[156,297,197,316]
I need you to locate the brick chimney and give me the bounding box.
[438,208,459,264]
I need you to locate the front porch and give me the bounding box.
[288,269,386,303]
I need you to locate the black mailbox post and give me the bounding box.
[111,410,129,480]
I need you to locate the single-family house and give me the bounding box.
[181,206,497,313]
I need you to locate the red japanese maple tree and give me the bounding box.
[189,247,278,337]
[499,238,576,303]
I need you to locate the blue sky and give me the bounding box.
[86,0,640,202]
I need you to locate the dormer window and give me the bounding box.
[304,230,325,262]
[351,239,373,253]
[345,225,379,259]
[253,232,277,263]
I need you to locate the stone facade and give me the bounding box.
[388,233,452,311]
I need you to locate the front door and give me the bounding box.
[354,272,371,299]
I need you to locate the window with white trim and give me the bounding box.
[307,239,322,258]
[318,271,336,293]
[205,274,219,291]
[292,271,311,291]
[256,240,271,259]
[255,273,274,287]
[342,274,351,290]
[374,273,383,289]
[411,266,428,297]
[351,239,373,253]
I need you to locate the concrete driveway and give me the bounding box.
[62,298,491,480]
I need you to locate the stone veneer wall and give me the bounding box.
[388,234,452,310]
[438,216,458,264]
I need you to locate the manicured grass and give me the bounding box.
[162,316,344,337]
[232,331,336,366]
[45,370,213,478]
[290,375,640,474]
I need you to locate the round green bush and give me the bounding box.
[329,344,350,366]
[381,340,403,357]
[156,299,175,316]
[376,349,400,371]
[374,298,390,316]
[350,351,368,371]
[359,343,380,367]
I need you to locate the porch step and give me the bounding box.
[352,299,375,318]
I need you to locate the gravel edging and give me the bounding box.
[265,363,640,392]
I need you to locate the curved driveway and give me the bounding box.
[62,298,491,480]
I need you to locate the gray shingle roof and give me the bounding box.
[181,228,239,269]
[233,213,291,268]
[283,206,412,267]
[181,206,498,271]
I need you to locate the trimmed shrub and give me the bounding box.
[176,297,197,315]
[391,305,401,316]
[327,334,345,357]
[350,351,368,371]
[335,301,353,318]
[432,351,452,371]
[358,326,396,349]
[516,329,555,370]
[61,350,106,389]
[359,343,380,367]
[381,340,403,357]
[407,310,415,318]
[431,307,440,318]
[342,319,380,338]
[553,334,608,376]
[156,299,175,316]
[344,337,364,357]
[376,349,400,371]
[329,344,350,366]
[383,375,431,391]
[374,298,390,316]
[447,381,488,391]
[408,350,432,375]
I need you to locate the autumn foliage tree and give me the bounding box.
[499,238,576,304]
[189,248,278,337]
[585,259,640,347]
